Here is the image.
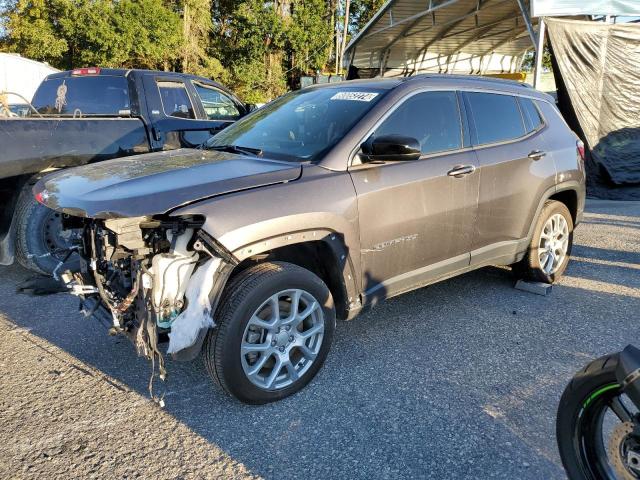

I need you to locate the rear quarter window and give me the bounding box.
[32,76,130,116]
[519,97,544,133]
[465,92,526,145]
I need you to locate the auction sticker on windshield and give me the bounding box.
[330,92,379,102]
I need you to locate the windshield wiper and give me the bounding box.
[207,144,263,157]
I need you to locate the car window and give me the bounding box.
[192,82,241,120]
[372,91,462,155]
[206,87,387,162]
[466,92,525,145]
[157,80,195,119]
[31,76,130,116]
[519,97,544,133]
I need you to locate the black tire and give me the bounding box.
[204,261,336,404]
[14,185,77,275]
[513,200,574,284]
[557,354,626,480]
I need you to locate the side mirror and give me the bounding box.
[245,103,258,113]
[361,134,421,162]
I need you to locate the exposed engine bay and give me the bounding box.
[59,215,236,392]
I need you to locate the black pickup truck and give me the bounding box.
[0,67,250,274]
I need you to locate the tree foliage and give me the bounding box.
[0,0,381,102]
[1,0,182,69]
[349,0,384,34]
[521,45,553,72]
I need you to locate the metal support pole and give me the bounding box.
[515,0,538,46]
[533,18,546,89]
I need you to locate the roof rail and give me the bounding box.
[404,73,531,88]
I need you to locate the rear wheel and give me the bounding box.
[14,185,80,275]
[204,262,336,404]
[513,200,573,284]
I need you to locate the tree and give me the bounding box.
[1,0,183,70]
[0,0,364,102]
[287,0,333,75]
[1,0,67,65]
[521,45,552,72]
[349,0,384,34]
[211,0,287,102]
[181,0,226,80]
[332,0,382,73]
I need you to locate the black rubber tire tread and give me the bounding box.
[14,184,48,275]
[513,200,574,284]
[203,261,335,404]
[203,262,277,389]
[556,353,621,480]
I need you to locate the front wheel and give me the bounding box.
[557,354,640,480]
[204,262,336,404]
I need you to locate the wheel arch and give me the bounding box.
[527,181,583,242]
[0,174,36,265]
[548,187,578,226]
[228,231,359,320]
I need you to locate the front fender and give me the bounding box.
[172,165,362,304]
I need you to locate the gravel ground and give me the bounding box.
[1,199,639,479]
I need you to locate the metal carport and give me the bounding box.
[344,0,545,78]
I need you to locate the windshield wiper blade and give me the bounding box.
[207,144,263,157]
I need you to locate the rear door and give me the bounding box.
[463,91,557,266]
[141,74,243,150]
[350,90,479,299]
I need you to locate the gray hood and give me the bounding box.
[34,148,302,218]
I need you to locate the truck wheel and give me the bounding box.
[14,186,79,275]
[204,262,336,404]
[513,200,574,284]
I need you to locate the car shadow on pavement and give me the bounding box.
[3,252,640,479]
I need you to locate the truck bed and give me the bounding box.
[0,117,149,178]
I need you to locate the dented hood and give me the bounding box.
[34,148,302,218]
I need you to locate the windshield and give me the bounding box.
[32,76,130,116]
[205,87,387,162]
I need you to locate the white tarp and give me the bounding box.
[532,0,640,17]
[0,53,58,104]
[547,18,640,185]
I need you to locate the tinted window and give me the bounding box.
[466,92,525,145]
[373,91,462,155]
[207,87,386,162]
[32,76,130,116]
[157,81,195,119]
[193,82,241,120]
[520,97,544,133]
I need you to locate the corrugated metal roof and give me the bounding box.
[345,0,538,70]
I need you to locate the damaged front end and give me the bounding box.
[62,215,236,382]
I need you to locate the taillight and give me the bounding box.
[35,190,48,205]
[576,140,585,161]
[72,67,101,75]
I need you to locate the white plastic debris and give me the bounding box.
[167,257,221,354]
[152,229,197,316]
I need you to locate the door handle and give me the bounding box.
[447,165,476,178]
[528,150,546,160]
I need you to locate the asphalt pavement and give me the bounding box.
[1,199,639,479]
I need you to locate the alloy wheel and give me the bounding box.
[240,289,325,391]
[538,213,569,275]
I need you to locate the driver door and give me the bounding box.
[349,90,479,301]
